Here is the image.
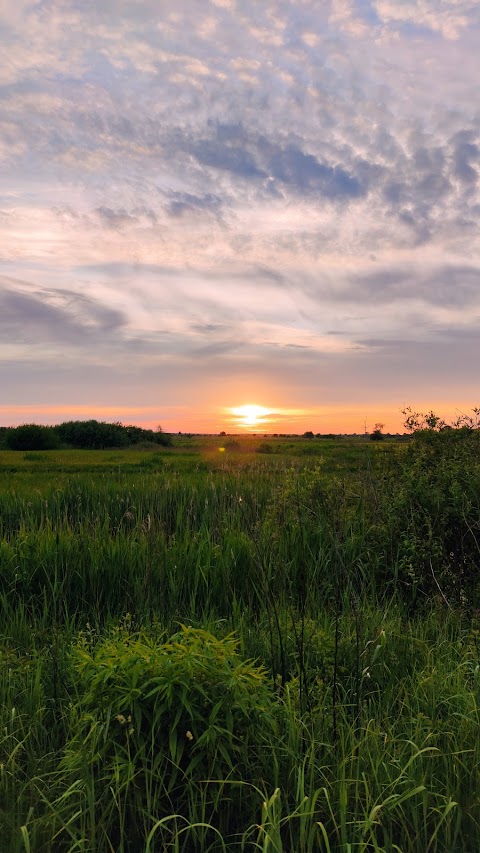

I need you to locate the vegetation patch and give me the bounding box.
[1,420,480,850]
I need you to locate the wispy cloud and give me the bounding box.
[0,0,479,430]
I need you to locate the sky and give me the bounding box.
[1,0,479,434]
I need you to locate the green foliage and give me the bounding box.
[23,451,50,462]
[5,423,59,451]
[59,625,274,847]
[2,420,173,452]
[257,441,274,454]
[371,427,480,604]
[244,613,348,709]
[262,425,480,608]
[402,405,480,433]
[56,419,172,449]
[1,431,480,850]
[402,406,447,432]
[124,423,173,447]
[0,425,9,448]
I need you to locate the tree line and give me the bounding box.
[0,420,173,451]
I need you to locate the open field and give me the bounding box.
[1,434,480,851]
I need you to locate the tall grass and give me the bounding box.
[1,437,480,850]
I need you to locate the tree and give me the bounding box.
[56,420,173,449]
[56,420,128,449]
[370,422,385,441]
[6,424,59,451]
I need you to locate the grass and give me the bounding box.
[0,435,479,850]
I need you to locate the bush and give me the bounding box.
[257,441,274,454]
[56,420,173,449]
[61,625,275,848]
[56,419,129,449]
[264,427,480,608]
[5,423,59,450]
[374,427,480,604]
[124,424,173,447]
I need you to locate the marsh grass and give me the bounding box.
[1,437,479,850]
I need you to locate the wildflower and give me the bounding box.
[116,714,127,725]
[186,730,193,741]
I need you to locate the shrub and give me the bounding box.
[56,420,173,449]
[125,424,173,447]
[56,419,129,449]
[5,423,59,450]
[374,427,480,604]
[257,441,274,454]
[61,625,275,848]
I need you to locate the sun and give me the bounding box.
[230,404,272,427]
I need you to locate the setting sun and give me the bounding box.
[230,404,272,428]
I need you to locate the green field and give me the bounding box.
[1,434,480,851]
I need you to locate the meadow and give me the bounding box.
[1,433,480,851]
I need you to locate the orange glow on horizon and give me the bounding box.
[1,401,478,435]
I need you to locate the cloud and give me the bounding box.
[1,0,480,427]
[371,0,480,39]
[262,141,365,198]
[95,206,158,229]
[0,277,126,347]
[185,135,265,180]
[172,121,367,202]
[337,264,480,308]
[166,191,223,218]
[96,207,140,229]
[452,131,479,185]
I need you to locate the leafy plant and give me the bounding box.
[373,427,480,605]
[59,625,275,848]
